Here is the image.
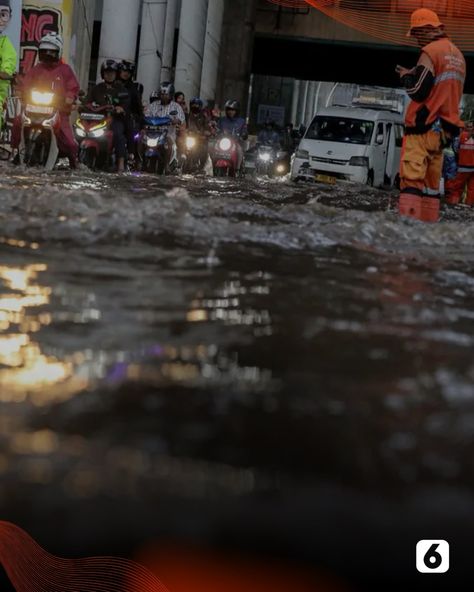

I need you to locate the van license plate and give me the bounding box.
[315,173,336,184]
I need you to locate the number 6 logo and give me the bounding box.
[416,540,450,573]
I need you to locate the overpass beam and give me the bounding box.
[200,0,225,103]
[161,0,180,83]
[97,0,141,80]
[175,0,209,100]
[137,0,168,102]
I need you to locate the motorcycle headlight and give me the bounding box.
[259,152,271,162]
[147,138,159,147]
[219,138,232,151]
[90,129,105,138]
[276,164,286,173]
[186,136,197,149]
[76,128,86,138]
[31,91,54,106]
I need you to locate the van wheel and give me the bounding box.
[367,171,374,187]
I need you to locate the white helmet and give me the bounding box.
[39,32,64,56]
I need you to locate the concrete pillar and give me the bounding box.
[297,81,308,128]
[290,79,301,126]
[200,0,225,103]
[97,0,141,80]
[71,0,95,90]
[305,81,317,127]
[216,0,257,114]
[161,0,180,82]
[174,0,209,100]
[137,0,168,101]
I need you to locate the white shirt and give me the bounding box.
[144,100,185,140]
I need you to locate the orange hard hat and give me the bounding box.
[407,8,443,36]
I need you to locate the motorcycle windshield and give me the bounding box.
[144,116,171,127]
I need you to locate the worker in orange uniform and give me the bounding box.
[396,8,466,221]
[445,121,474,205]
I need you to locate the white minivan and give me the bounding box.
[291,106,404,188]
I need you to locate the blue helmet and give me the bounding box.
[190,97,204,110]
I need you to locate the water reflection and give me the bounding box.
[0,263,84,403]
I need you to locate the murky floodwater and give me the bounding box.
[1,164,474,588]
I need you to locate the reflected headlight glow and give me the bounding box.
[219,138,232,151]
[147,138,159,147]
[186,136,197,149]
[31,91,54,106]
[259,152,271,162]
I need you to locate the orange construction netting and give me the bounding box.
[266,0,474,52]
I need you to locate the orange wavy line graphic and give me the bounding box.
[0,521,170,592]
[267,0,474,51]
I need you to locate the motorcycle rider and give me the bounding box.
[186,97,213,169]
[86,59,130,172]
[16,32,79,168]
[257,120,281,149]
[217,100,248,172]
[117,59,143,158]
[144,82,185,169]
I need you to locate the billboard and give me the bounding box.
[20,0,73,74]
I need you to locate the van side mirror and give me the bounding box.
[376,134,384,145]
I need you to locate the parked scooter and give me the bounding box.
[139,115,175,174]
[74,104,114,170]
[21,87,60,170]
[210,134,242,177]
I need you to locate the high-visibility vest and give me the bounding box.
[405,37,465,132]
[458,131,474,168]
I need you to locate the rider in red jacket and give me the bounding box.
[13,32,80,168]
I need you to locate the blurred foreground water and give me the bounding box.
[1,166,474,589]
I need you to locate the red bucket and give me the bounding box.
[399,193,422,220]
[421,196,440,223]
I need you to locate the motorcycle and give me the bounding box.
[181,131,209,174]
[74,104,114,170]
[20,87,60,170]
[139,115,175,174]
[210,134,242,177]
[245,144,290,178]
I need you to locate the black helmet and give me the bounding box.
[150,90,160,104]
[225,100,240,112]
[119,60,135,74]
[101,59,119,79]
[190,97,203,110]
[160,82,175,98]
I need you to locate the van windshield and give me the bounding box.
[306,116,374,145]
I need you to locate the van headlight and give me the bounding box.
[349,156,369,167]
[295,148,309,159]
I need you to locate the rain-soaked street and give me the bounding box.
[1,165,474,589]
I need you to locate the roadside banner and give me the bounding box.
[20,0,73,74]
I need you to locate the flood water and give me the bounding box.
[1,165,474,589]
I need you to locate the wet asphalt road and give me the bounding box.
[1,165,474,590]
